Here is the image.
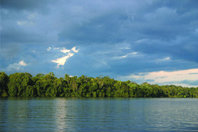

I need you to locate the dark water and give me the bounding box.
[0,98,198,132]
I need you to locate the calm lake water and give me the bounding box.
[0,98,198,132]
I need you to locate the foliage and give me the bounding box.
[0,72,9,96]
[0,72,198,98]
[7,73,34,97]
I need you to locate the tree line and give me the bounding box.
[0,72,198,98]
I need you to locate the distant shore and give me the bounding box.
[1,72,198,98]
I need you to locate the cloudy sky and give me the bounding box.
[0,0,198,87]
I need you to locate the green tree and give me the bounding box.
[0,72,9,97]
[8,73,34,97]
[0,72,198,98]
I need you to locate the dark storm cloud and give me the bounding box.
[58,0,198,44]
[0,0,52,11]
[59,12,129,43]
[1,25,45,43]
[57,0,198,65]
[153,0,198,13]
[133,35,198,63]
[0,0,198,87]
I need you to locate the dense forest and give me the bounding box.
[0,72,198,98]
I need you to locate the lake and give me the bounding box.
[0,98,198,132]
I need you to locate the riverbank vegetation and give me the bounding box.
[0,72,198,97]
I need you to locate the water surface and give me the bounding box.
[0,98,198,132]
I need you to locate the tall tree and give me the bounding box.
[0,72,9,97]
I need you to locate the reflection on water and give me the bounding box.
[0,98,198,132]
[55,98,67,132]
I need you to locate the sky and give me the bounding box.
[0,0,198,87]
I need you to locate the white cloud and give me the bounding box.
[195,28,198,33]
[113,52,138,59]
[52,53,74,68]
[19,60,27,66]
[60,48,70,53]
[50,46,79,68]
[157,57,171,61]
[17,21,27,26]
[119,68,198,87]
[32,50,36,53]
[47,46,74,53]
[120,55,128,59]
[17,13,36,26]
[47,47,52,51]
[135,38,148,44]
[168,83,197,88]
[6,60,27,71]
[47,46,61,52]
[130,52,138,55]
[16,20,34,26]
[71,47,79,53]
[120,47,130,50]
